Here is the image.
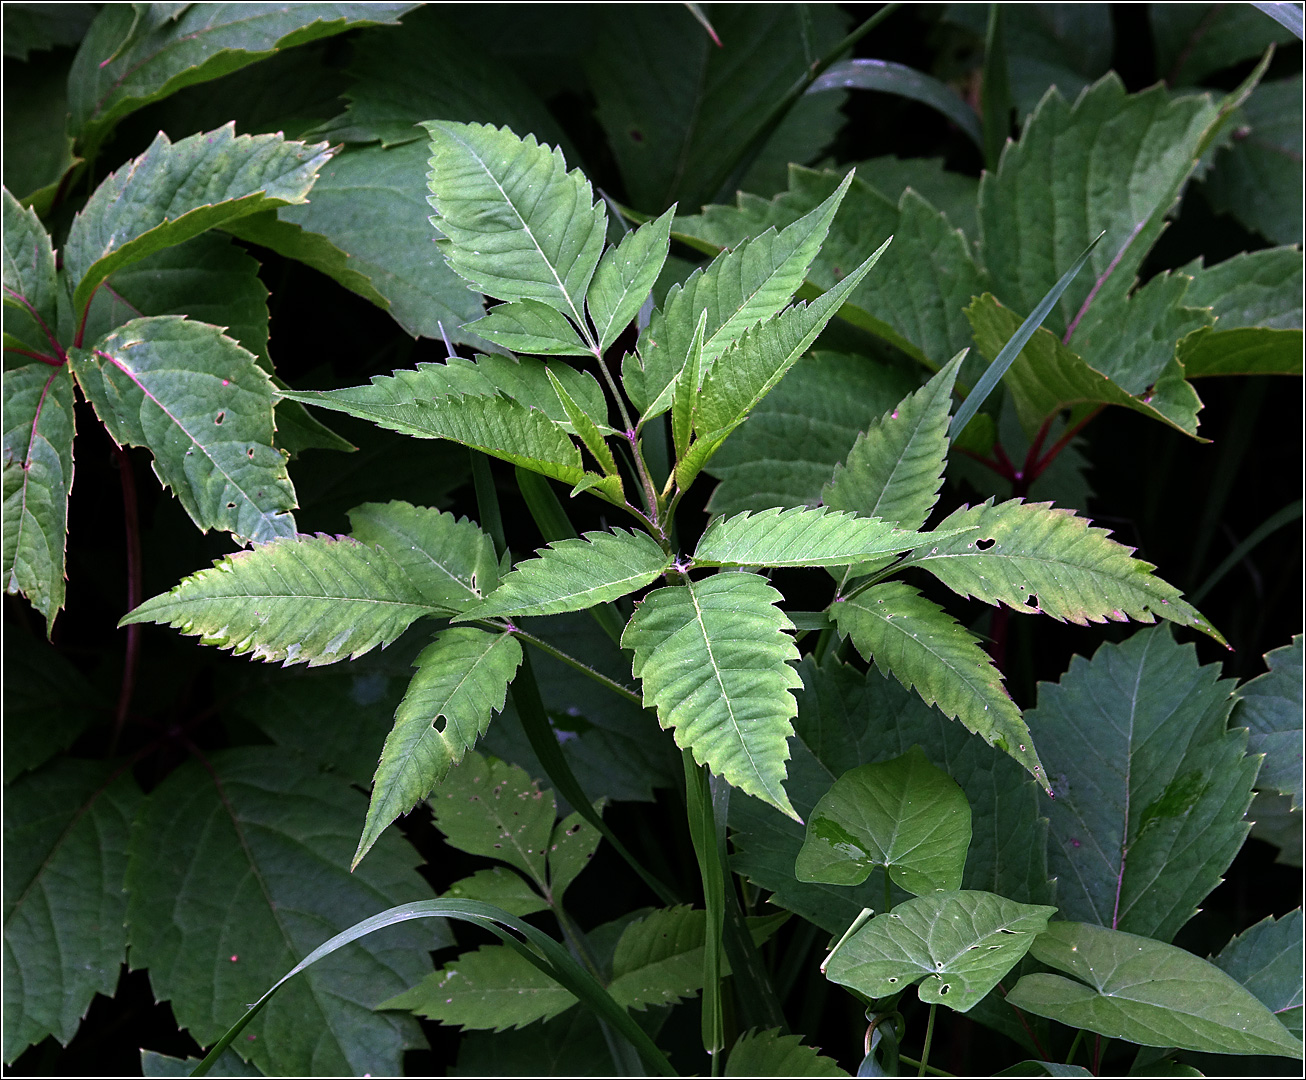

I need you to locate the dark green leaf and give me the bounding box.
[1,54,78,216]
[849,156,979,238]
[2,188,59,357]
[1211,909,1304,1041]
[2,3,96,60]
[2,632,106,782]
[443,867,548,919]
[1232,635,1303,808]
[1152,3,1295,86]
[726,1028,850,1077]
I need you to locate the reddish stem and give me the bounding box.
[997,981,1050,1062]
[4,346,64,367]
[1030,406,1105,481]
[1063,221,1146,344]
[3,284,67,362]
[109,444,143,756]
[957,446,1017,481]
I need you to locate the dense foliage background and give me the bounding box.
[4,3,1302,1076]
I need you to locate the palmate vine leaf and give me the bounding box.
[469,299,591,357]
[725,1028,850,1078]
[1025,627,1254,943]
[3,632,107,783]
[3,760,142,1065]
[1008,922,1304,1058]
[63,125,331,315]
[224,142,487,346]
[1232,635,1303,808]
[348,501,498,615]
[3,362,74,629]
[703,352,916,517]
[5,59,74,219]
[730,655,1054,937]
[623,573,803,819]
[121,533,437,666]
[67,3,418,148]
[824,891,1056,1013]
[627,171,855,418]
[443,867,548,919]
[125,747,445,1077]
[852,156,980,239]
[896,497,1225,645]
[1211,909,1304,1041]
[693,507,975,569]
[456,529,670,623]
[824,351,964,531]
[381,943,577,1030]
[424,120,606,329]
[831,582,1047,788]
[354,628,521,869]
[2,189,59,357]
[588,207,676,353]
[967,295,1205,440]
[429,751,556,888]
[796,746,972,894]
[70,317,297,543]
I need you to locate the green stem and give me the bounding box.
[471,451,507,558]
[898,1053,955,1078]
[512,629,643,706]
[884,869,892,916]
[684,752,727,1058]
[1065,1028,1086,1067]
[918,1002,937,1077]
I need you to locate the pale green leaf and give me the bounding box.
[546,808,601,904]
[627,171,855,418]
[429,751,556,888]
[1211,909,1304,1041]
[456,529,670,622]
[831,582,1047,788]
[1008,921,1304,1058]
[544,368,620,485]
[3,761,142,1065]
[796,746,972,894]
[443,867,548,919]
[3,363,74,629]
[71,317,297,543]
[381,943,576,1030]
[824,891,1056,1013]
[823,351,964,531]
[68,3,417,147]
[588,207,675,352]
[672,309,709,462]
[125,748,443,1077]
[2,188,58,357]
[1233,635,1303,808]
[1026,627,1254,943]
[896,497,1225,644]
[726,1028,850,1077]
[469,299,591,357]
[349,500,498,615]
[64,125,331,314]
[121,533,435,666]
[2,632,106,783]
[692,506,974,569]
[354,628,522,869]
[424,120,606,329]
[704,352,916,517]
[623,573,802,818]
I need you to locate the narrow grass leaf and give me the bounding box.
[809,59,982,148]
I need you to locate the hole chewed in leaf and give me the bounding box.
[976,537,995,550]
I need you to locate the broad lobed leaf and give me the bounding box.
[725,1028,850,1077]
[2,188,59,357]
[1211,909,1304,1041]
[1232,634,1303,808]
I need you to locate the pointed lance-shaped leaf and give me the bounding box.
[2,189,59,358]
[588,207,675,353]
[672,310,709,462]
[455,529,671,622]
[424,120,607,330]
[544,368,620,486]
[70,317,296,544]
[121,534,438,667]
[354,627,522,869]
[894,497,1225,645]
[467,299,592,357]
[831,582,1048,789]
[622,573,803,819]
[64,125,331,316]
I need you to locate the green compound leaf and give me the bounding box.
[1211,909,1304,1041]
[125,748,444,1077]
[693,506,973,569]
[64,125,331,315]
[3,760,142,1065]
[121,533,436,666]
[443,867,548,919]
[824,891,1056,1013]
[429,751,556,888]
[545,808,601,904]
[469,299,591,357]
[832,582,1046,789]
[354,628,522,870]
[3,363,74,631]
[383,943,577,1030]
[1027,627,1258,943]
[824,351,964,531]
[225,142,487,345]
[725,1028,850,1077]
[71,317,296,543]
[348,500,498,615]
[796,746,971,894]
[67,3,417,148]
[588,207,675,353]
[896,497,1225,645]
[1232,634,1303,808]
[456,529,670,622]
[627,172,854,418]
[623,573,803,819]
[424,121,606,328]
[2,189,59,357]
[1007,921,1304,1058]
